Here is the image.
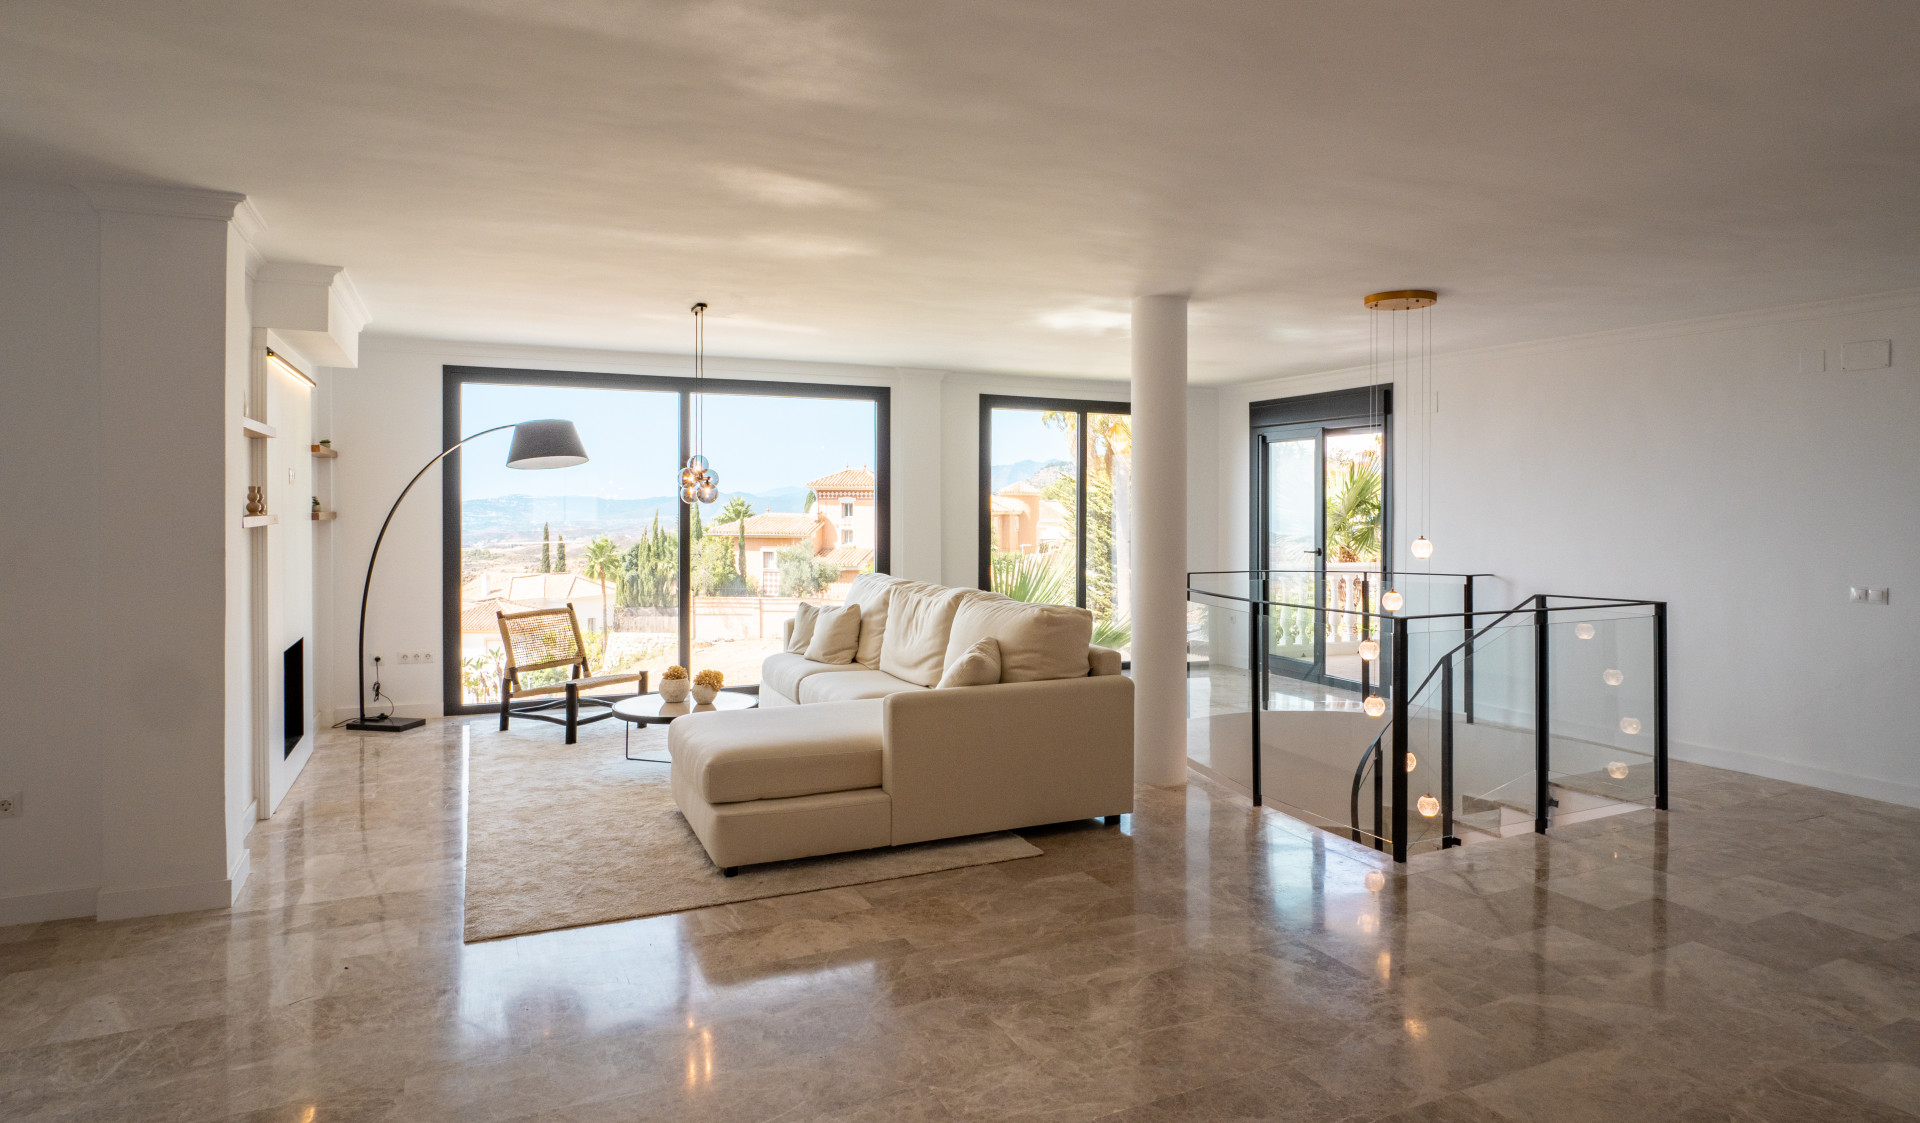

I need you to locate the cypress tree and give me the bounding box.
[556,535,567,571]
[690,505,704,541]
[540,522,551,573]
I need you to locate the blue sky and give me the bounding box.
[460,383,878,498]
[990,407,1077,467]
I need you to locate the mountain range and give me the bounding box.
[462,488,809,544]
[990,458,1072,493]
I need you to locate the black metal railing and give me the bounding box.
[1187,577,1669,862]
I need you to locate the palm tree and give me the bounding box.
[1325,461,1382,563]
[717,496,756,577]
[991,550,1073,605]
[580,536,620,641]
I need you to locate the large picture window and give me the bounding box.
[978,395,1132,655]
[444,367,888,713]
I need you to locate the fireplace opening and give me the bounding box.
[283,638,305,757]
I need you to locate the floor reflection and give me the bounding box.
[4,720,1919,1121]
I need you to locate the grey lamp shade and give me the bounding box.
[505,419,589,469]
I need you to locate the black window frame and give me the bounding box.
[976,394,1131,611]
[443,365,890,716]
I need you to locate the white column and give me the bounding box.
[1130,294,1188,787]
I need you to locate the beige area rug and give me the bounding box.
[462,722,1041,942]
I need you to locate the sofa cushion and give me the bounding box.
[670,699,884,804]
[942,595,1092,683]
[938,637,1001,688]
[785,602,822,654]
[1088,644,1123,677]
[798,668,930,704]
[844,572,903,669]
[880,584,970,687]
[761,651,864,702]
[803,602,861,664]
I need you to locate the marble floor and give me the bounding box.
[6,722,1920,1122]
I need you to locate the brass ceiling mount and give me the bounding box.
[1363,290,1438,311]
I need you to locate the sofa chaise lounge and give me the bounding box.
[669,573,1133,873]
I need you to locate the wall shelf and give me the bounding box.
[242,514,278,529]
[312,510,337,521]
[242,417,277,440]
[311,444,338,458]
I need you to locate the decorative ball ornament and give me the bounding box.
[1381,590,1404,612]
[1358,640,1380,661]
[1607,761,1630,779]
[1364,695,1387,717]
[1620,716,1641,735]
[1603,668,1624,686]
[1575,622,1596,640]
[1410,536,1434,560]
[1364,870,1387,892]
[1404,752,1417,772]
[1417,793,1441,818]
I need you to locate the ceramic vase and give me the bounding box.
[691,683,719,704]
[659,678,690,703]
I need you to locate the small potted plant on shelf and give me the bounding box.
[692,668,724,705]
[658,664,690,703]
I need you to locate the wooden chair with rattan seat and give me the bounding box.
[496,605,648,743]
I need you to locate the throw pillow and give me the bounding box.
[937,636,1001,688]
[943,595,1092,682]
[844,572,902,669]
[786,602,821,654]
[802,602,862,664]
[879,584,969,687]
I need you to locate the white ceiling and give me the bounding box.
[4,1,1918,384]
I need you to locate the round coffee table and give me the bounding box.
[612,691,758,761]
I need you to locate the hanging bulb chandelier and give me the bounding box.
[680,303,719,506]
[1358,639,1380,661]
[1417,793,1441,818]
[1363,695,1386,718]
[1366,289,1439,605]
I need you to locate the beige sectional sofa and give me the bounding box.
[669,573,1133,874]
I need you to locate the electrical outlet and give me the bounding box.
[393,652,435,665]
[0,792,21,819]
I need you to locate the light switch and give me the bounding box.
[1870,588,1892,605]
[1841,340,1892,371]
[1799,349,1826,375]
[1850,586,1869,603]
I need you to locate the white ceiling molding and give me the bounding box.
[254,263,371,368]
[77,183,258,230]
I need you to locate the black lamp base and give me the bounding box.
[344,714,426,733]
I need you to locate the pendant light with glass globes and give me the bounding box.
[1364,289,1439,610]
[680,303,719,506]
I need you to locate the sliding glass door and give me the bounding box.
[444,367,888,713]
[978,395,1132,655]
[1251,387,1389,696]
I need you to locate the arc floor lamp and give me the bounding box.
[346,419,589,732]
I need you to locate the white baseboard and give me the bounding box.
[1671,739,1920,810]
[228,847,252,905]
[0,886,97,927]
[95,876,235,921]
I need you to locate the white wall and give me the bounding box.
[1212,291,1920,806]
[0,184,105,924]
[0,182,264,925]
